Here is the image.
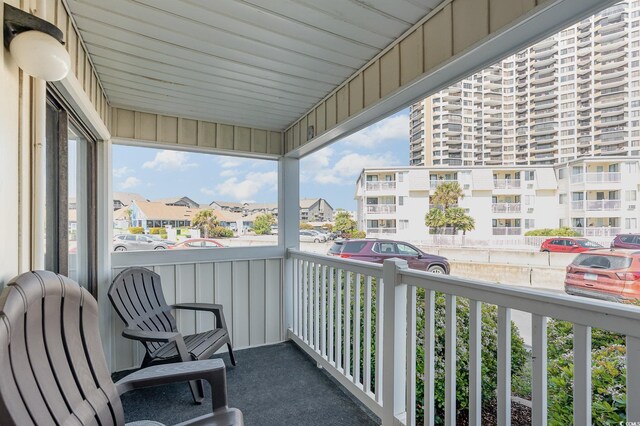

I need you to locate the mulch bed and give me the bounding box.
[456,400,532,426]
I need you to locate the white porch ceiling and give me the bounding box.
[65,0,445,131]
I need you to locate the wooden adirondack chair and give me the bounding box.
[0,270,243,426]
[109,267,236,404]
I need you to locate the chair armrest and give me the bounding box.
[115,359,229,411]
[172,303,228,331]
[172,303,224,313]
[122,328,181,343]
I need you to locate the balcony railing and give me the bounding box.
[429,179,457,190]
[366,181,397,191]
[289,250,640,425]
[493,179,521,189]
[573,226,621,237]
[367,227,397,234]
[491,203,522,213]
[492,226,522,235]
[571,200,585,210]
[585,199,622,211]
[570,172,622,184]
[366,205,397,214]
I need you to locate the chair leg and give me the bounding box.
[227,342,237,366]
[188,379,205,404]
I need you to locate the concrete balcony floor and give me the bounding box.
[114,341,379,426]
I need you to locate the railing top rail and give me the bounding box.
[398,266,640,337]
[288,249,383,278]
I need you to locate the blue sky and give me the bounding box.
[112,110,409,211]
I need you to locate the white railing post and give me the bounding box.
[279,157,299,335]
[382,258,409,426]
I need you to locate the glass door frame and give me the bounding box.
[46,89,98,297]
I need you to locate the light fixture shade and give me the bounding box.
[9,30,70,81]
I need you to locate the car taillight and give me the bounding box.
[566,265,573,273]
[340,254,352,259]
[616,272,640,281]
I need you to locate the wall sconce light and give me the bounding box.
[3,3,70,81]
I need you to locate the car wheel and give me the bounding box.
[427,265,445,274]
[114,246,127,252]
[541,250,550,253]
[314,238,320,243]
[154,246,166,250]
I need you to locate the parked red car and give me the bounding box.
[169,238,224,249]
[540,237,602,253]
[327,239,449,274]
[565,249,640,302]
[610,234,640,250]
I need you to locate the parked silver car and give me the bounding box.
[113,234,172,251]
[299,230,326,243]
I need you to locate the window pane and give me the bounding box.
[68,125,89,284]
[112,146,278,250]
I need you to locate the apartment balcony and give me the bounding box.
[570,172,622,184]
[491,203,522,213]
[493,179,521,189]
[430,179,458,190]
[492,226,522,235]
[599,145,629,155]
[573,227,622,237]
[585,199,622,211]
[365,181,397,191]
[365,227,397,235]
[366,204,397,214]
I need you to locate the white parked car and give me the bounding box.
[300,230,326,243]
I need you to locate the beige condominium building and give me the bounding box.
[356,157,640,240]
[410,2,640,167]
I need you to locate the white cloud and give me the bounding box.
[203,171,278,202]
[341,113,409,149]
[313,152,397,185]
[113,166,132,177]
[119,176,141,189]
[200,187,216,197]
[220,169,238,177]
[142,150,197,171]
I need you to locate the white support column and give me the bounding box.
[279,157,299,334]
[96,138,114,370]
[382,258,408,426]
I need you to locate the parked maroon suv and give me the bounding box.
[327,239,450,274]
[611,234,640,250]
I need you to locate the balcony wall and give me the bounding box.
[108,248,285,371]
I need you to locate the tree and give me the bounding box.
[192,209,220,238]
[425,208,445,234]
[334,210,357,233]
[253,213,275,235]
[431,181,463,210]
[444,207,475,235]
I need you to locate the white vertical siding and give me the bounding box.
[110,258,284,372]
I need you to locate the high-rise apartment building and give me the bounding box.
[410,1,640,167]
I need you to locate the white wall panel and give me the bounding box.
[108,257,284,372]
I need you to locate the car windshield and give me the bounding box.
[573,254,632,270]
[576,240,603,248]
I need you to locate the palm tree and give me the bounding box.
[432,182,463,210]
[425,208,446,234]
[192,209,219,238]
[444,207,475,235]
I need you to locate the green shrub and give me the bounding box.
[346,230,366,238]
[148,227,164,234]
[415,293,528,423]
[546,319,626,425]
[128,227,144,234]
[525,227,580,237]
[210,226,234,238]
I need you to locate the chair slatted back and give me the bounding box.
[0,271,125,426]
[109,267,178,354]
